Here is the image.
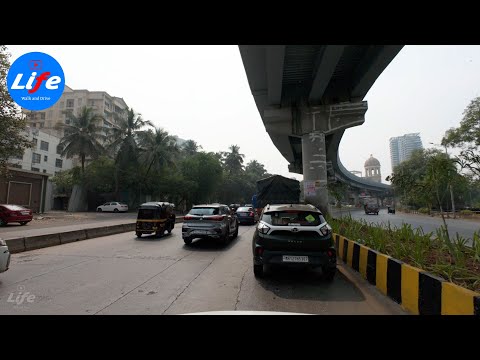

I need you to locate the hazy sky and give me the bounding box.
[6,45,480,182]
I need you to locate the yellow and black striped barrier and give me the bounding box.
[334,233,480,315]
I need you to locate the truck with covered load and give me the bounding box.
[254,175,301,214]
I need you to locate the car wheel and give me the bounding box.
[97,208,102,212]
[253,264,264,278]
[136,232,142,238]
[184,237,192,245]
[20,222,28,226]
[167,222,173,234]
[323,267,336,282]
[233,224,239,239]
[114,208,119,213]
[221,230,229,245]
[0,218,6,226]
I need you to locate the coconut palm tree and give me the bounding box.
[106,108,153,194]
[223,144,245,174]
[138,127,180,176]
[182,139,202,157]
[57,106,106,174]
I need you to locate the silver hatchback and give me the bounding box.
[182,204,239,245]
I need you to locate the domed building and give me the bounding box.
[364,155,381,183]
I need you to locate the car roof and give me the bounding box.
[193,203,227,208]
[264,203,322,213]
[0,204,27,210]
[140,202,172,207]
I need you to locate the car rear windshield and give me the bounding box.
[237,207,252,212]
[189,207,219,216]
[261,211,325,226]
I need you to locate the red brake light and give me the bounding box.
[327,250,334,257]
[184,215,194,220]
[249,212,254,217]
[255,247,264,256]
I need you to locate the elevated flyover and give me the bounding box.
[239,45,403,213]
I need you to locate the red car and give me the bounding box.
[0,204,33,226]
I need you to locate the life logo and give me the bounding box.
[7,52,65,111]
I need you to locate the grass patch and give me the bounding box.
[327,214,480,292]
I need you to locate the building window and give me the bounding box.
[89,100,95,106]
[105,101,110,109]
[59,101,64,108]
[56,145,63,155]
[32,123,36,128]
[55,159,63,168]
[32,138,38,147]
[66,99,74,108]
[40,140,49,151]
[78,98,83,106]
[10,164,22,169]
[11,153,23,160]
[31,167,40,172]
[44,155,48,162]
[40,112,46,120]
[43,169,47,173]
[48,110,53,119]
[32,153,41,164]
[39,122,44,128]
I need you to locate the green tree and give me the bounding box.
[182,139,202,157]
[222,145,245,175]
[181,152,223,206]
[106,108,152,195]
[83,156,115,193]
[0,45,33,177]
[57,106,106,174]
[442,96,480,177]
[137,127,180,176]
[245,160,267,179]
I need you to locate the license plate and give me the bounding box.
[282,255,308,263]
[193,230,209,235]
[21,212,30,215]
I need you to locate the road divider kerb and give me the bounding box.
[333,232,480,315]
[5,216,184,254]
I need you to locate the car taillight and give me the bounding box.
[257,222,270,234]
[319,224,332,236]
[255,247,264,256]
[184,215,194,220]
[327,250,335,257]
[249,212,254,217]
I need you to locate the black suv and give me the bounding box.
[252,204,336,280]
[182,204,239,245]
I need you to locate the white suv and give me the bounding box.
[0,239,11,273]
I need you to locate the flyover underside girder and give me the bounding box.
[239,45,403,196]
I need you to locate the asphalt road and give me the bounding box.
[0,224,405,315]
[333,208,479,241]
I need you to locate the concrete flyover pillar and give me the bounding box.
[299,101,368,217]
[302,131,329,216]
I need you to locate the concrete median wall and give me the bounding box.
[5,217,184,254]
[59,230,87,244]
[333,233,480,315]
[25,233,61,251]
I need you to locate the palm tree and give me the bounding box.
[223,145,245,174]
[182,139,202,156]
[106,108,153,194]
[57,106,106,174]
[138,127,180,176]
